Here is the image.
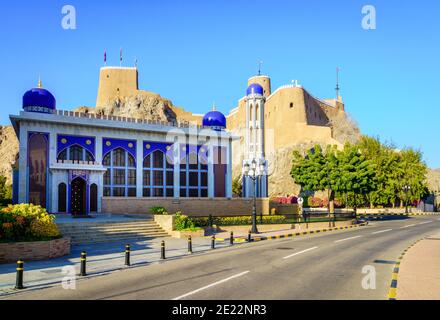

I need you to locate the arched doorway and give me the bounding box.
[58,183,67,213]
[90,183,98,212]
[71,178,86,216]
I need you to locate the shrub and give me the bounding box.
[192,215,287,227]
[174,212,197,231]
[150,206,167,215]
[0,204,61,242]
[308,196,323,208]
[272,196,298,204]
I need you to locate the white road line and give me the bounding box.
[418,221,433,225]
[334,235,362,243]
[282,247,318,260]
[371,229,393,235]
[172,271,250,300]
[400,224,416,229]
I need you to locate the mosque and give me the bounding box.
[9,63,346,216]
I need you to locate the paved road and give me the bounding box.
[3,216,440,300]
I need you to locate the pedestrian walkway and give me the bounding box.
[0,220,365,296]
[0,235,236,295]
[396,231,440,300]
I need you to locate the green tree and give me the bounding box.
[232,176,243,197]
[0,176,12,200]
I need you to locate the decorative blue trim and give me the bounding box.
[179,144,209,163]
[143,141,173,159]
[57,135,96,159]
[27,132,49,208]
[12,169,19,204]
[103,138,136,162]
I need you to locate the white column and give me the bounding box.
[208,137,215,198]
[226,137,233,198]
[259,100,265,158]
[173,138,180,198]
[245,99,250,158]
[253,99,257,159]
[136,139,143,197]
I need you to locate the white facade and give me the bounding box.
[10,110,235,215]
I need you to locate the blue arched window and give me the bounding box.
[143,150,174,197]
[58,145,94,162]
[103,148,136,197]
[180,152,208,197]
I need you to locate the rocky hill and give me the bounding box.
[0,126,18,184]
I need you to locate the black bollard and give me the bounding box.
[211,235,215,249]
[230,231,234,246]
[161,240,166,260]
[188,236,193,254]
[80,251,87,276]
[125,244,131,266]
[15,260,24,290]
[248,230,252,242]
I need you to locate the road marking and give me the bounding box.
[172,271,250,300]
[334,235,362,243]
[400,224,415,229]
[282,247,318,260]
[418,221,433,225]
[372,229,392,235]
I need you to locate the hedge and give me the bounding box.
[193,215,287,227]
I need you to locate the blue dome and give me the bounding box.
[246,83,264,96]
[23,85,56,114]
[203,110,226,130]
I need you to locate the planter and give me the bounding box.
[0,237,71,264]
[170,229,206,238]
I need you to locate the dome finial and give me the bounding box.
[37,76,42,89]
[212,101,216,111]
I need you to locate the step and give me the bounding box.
[69,230,168,239]
[70,233,169,244]
[57,222,159,229]
[59,226,163,233]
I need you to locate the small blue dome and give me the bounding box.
[23,83,56,114]
[203,110,226,130]
[246,83,264,96]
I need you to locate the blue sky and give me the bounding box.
[1,0,439,167]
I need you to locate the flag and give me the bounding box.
[120,48,123,63]
[104,50,107,64]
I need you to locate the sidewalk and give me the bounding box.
[396,231,440,300]
[0,236,236,295]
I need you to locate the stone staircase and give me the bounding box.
[57,220,169,245]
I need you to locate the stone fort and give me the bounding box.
[90,66,348,197]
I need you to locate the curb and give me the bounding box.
[212,222,369,243]
[360,213,440,218]
[387,238,424,300]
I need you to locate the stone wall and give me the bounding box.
[0,237,71,264]
[102,197,270,216]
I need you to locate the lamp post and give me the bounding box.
[243,158,266,234]
[403,185,411,214]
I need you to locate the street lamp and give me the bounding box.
[403,185,411,214]
[243,158,266,234]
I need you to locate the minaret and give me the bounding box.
[242,81,268,198]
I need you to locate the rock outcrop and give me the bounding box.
[0,126,19,184]
[74,90,177,123]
